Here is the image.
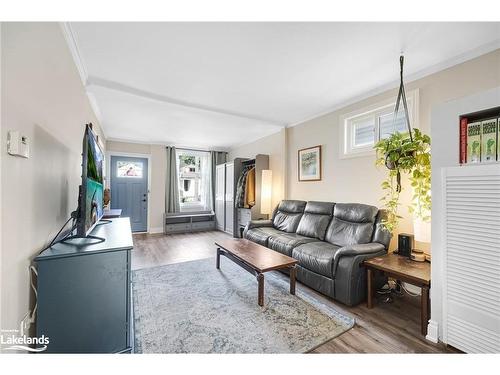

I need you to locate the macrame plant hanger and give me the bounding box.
[385,55,414,192]
[394,55,413,141]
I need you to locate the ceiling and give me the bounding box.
[68,22,500,150]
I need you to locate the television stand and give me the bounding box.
[35,218,133,353]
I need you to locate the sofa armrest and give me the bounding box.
[332,243,386,277]
[243,220,273,238]
[333,250,387,306]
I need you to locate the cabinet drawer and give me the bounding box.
[165,223,191,233]
[192,221,215,231]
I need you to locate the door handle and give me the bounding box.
[142,199,147,202]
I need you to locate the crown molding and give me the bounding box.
[60,22,89,85]
[286,39,500,128]
[227,128,283,152]
[60,22,108,139]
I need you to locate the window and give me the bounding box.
[352,115,376,148]
[341,90,419,158]
[116,160,143,178]
[177,150,211,211]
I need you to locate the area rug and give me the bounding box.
[132,257,354,353]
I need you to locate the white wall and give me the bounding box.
[106,141,166,233]
[228,129,287,209]
[1,23,104,333]
[429,86,500,343]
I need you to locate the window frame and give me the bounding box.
[176,149,209,212]
[340,89,419,159]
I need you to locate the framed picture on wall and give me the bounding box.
[298,145,322,181]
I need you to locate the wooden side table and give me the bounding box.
[363,253,431,335]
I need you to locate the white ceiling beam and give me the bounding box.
[86,76,285,127]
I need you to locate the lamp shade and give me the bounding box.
[413,217,431,243]
[260,170,272,215]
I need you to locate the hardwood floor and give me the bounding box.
[132,230,222,270]
[132,230,458,354]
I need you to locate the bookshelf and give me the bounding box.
[459,106,500,165]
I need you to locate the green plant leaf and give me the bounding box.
[373,128,432,230]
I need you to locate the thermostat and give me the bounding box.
[7,130,30,158]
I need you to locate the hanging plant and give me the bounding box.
[373,55,431,232]
[374,128,431,232]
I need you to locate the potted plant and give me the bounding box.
[374,128,431,232]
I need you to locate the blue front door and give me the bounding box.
[110,156,148,232]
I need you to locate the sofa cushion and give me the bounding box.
[325,203,378,247]
[245,227,284,246]
[274,200,307,214]
[296,201,334,240]
[267,233,317,256]
[292,242,341,278]
[272,200,307,233]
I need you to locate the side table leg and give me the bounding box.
[289,265,297,295]
[367,268,374,308]
[257,273,264,307]
[216,248,221,269]
[421,285,430,336]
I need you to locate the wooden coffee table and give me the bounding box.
[215,239,298,307]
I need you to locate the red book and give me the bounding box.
[460,117,468,164]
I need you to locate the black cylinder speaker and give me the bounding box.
[397,233,414,257]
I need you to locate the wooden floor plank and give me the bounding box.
[132,231,458,354]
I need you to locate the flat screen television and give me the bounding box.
[76,124,104,237]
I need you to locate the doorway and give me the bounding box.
[110,155,149,232]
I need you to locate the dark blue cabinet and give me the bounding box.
[35,218,133,353]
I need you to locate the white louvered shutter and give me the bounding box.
[443,164,500,353]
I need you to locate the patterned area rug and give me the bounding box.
[132,257,354,353]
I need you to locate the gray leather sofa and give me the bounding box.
[243,200,391,306]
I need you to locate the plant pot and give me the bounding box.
[384,154,397,170]
[384,149,416,170]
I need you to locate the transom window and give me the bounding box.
[341,90,419,158]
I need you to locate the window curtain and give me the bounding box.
[165,146,180,213]
[200,153,212,211]
[210,151,227,211]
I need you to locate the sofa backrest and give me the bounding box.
[325,203,378,247]
[272,200,307,233]
[371,209,391,249]
[296,201,335,240]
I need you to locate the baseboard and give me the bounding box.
[426,320,439,343]
[149,227,164,234]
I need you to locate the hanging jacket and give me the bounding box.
[235,166,251,208]
[244,167,256,208]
